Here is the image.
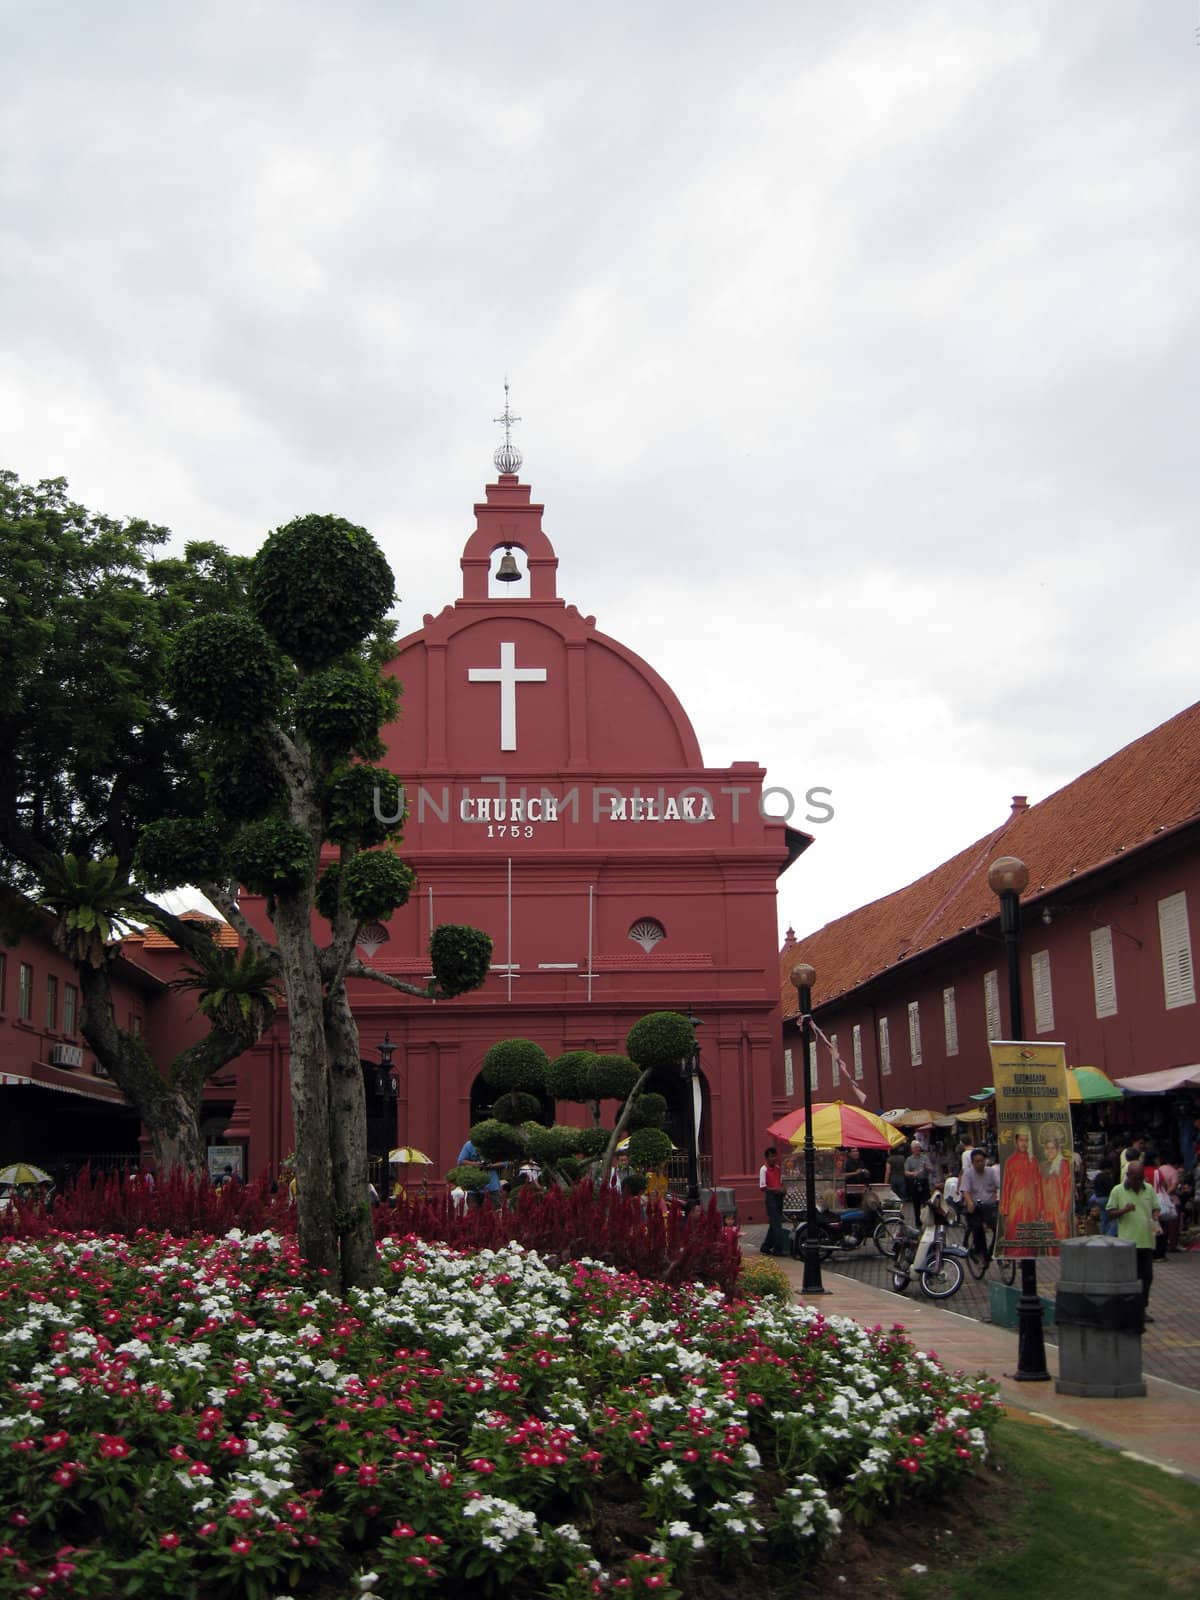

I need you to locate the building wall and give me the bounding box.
[786,832,1200,1114]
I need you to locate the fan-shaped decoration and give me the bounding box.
[628,918,666,955]
[356,921,391,960]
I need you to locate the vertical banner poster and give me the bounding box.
[990,1041,1073,1258]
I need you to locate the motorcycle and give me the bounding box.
[889,1199,968,1299]
[789,1205,873,1260]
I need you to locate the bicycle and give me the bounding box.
[961,1209,1016,1284]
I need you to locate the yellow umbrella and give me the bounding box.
[769,1102,905,1150]
[1068,1066,1123,1104]
[388,1147,433,1165]
[0,1163,53,1186]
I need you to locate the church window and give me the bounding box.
[628,918,666,954]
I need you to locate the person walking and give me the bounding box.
[758,1146,787,1256]
[1106,1159,1162,1322]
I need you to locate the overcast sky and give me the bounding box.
[3,0,1198,943]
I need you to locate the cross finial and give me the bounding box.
[492,379,523,476]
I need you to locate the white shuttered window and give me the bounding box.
[783,1047,794,1098]
[984,970,1001,1041]
[1158,893,1195,1010]
[879,1016,892,1076]
[852,1024,863,1080]
[809,1041,819,1091]
[943,987,959,1055]
[829,1032,840,1090]
[907,1002,922,1066]
[1031,950,1054,1033]
[1090,927,1118,1019]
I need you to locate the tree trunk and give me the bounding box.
[77,962,207,1177]
[325,984,379,1293]
[273,890,338,1277]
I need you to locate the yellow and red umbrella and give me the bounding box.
[767,1102,904,1151]
[388,1147,433,1165]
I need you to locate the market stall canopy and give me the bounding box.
[1068,1065,1124,1103]
[1114,1064,1200,1095]
[768,1102,905,1150]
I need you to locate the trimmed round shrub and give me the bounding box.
[251,514,396,669]
[468,1118,527,1161]
[521,1124,582,1165]
[339,850,416,922]
[491,1091,543,1126]
[626,1010,695,1069]
[480,1038,549,1096]
[444,1164,489,1193]
[208,739,286,823]
[295,667,390,758]
[167,614,284,730]
[134,818,227,893]
[430,925,493,998]
[229,819,315,895]
[570,1126,611,1160]
[587,1053,640,1102]
[626,1091,668,1131]
[325,764,404,847]
[313,863,341,923]
[546,1050,596,1102]
[626,1127,674,1170]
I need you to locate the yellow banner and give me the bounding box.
[989,1041,1073,1259]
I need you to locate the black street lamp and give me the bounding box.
[682,1011,703,1212]
[377,1033,399,1098]
[789,962,827,1294]
[987,855,1050,1383]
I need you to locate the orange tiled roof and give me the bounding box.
[780,700,1200,1014]
[133,912,239,951]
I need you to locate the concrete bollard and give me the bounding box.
[1054,1236,1145,1398]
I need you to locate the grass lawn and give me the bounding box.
[882,1413,1200,1598]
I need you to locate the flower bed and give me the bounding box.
[0,1231,999,1599]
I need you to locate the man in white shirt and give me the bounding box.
[960,1148,1001,1260]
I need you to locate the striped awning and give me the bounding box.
[0,1071,127,1106]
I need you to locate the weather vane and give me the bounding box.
[492,379,523,476]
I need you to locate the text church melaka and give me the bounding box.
[219,463,806,1216]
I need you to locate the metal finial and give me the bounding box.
[492,379,523,475]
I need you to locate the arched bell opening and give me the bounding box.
[487,542,530,599]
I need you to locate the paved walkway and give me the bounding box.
[749,1238,1200,1481]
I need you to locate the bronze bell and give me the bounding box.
[495,546,521,583]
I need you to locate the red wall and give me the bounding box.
[788,834,1200,1118]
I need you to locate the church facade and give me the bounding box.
[221,459,805,1216]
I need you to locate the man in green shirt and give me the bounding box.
[1106,1160,1161,1322]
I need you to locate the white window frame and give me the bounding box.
[1158,892,1195,1010]
[943,986,959,1056]
[783,1047,794,1098]
[984,969,1001,1041]
[809,1040,819,1091]
[1031,949,1054,1034]
[829,1031,840,1088]
[852,1024,863,1080]
[18,963,33,1023]
[878,1015,892,1076]
[1090,927,1117,1019]
[907,1001,922,1067]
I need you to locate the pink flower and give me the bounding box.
[97,1434,131,1459]
[899,1457,920,1474]
[230,1537,252,1555]
[159,1534,181,1550]
[51,1466,78,1488]
[392,1524,416,1539]
[469,1459,495,1474]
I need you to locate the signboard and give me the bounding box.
[990,1041,1073,1258]
[206,1144,244,1184]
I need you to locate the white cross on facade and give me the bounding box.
[467,641,548,751]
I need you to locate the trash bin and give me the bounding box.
[701,1187,738,1223]
[1054,1236,1145,1398]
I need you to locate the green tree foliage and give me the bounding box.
[251,513,395,669]
[626,1010,696,1069]
[480,1038,550,1096]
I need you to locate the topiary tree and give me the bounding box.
[143,510,494,1293]
[595,1010,697,1190]
[480,1038,550,1097]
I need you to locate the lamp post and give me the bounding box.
[682,1010,703,1212]
[987,855,1049,1383]
[789,962,827,1294]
